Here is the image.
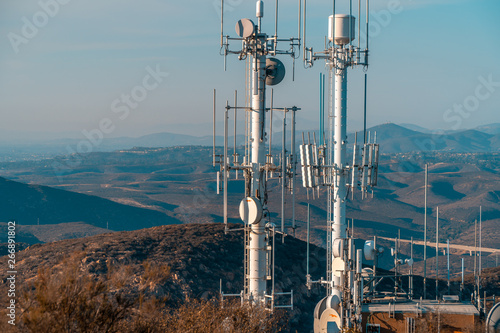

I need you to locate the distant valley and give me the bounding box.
[0,142,498,277]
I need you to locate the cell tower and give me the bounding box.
[214,0,301,309]
[300,0,379,330]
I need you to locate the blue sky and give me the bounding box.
[0,0,499,140]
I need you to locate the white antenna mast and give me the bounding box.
[300,0,379,330]
[215,0,301,310]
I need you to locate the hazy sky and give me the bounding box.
[1,0,499,140]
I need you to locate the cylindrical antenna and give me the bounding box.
[461,258,464,284]
[447,239,450,295]
[307,203,311,276]
[256,0,264,31]
[213,89,216,167]
[302,0,307,62]
[352,218,355,238]
[321,74,325,144]
[274,0,278,53]
[474,218,477,297]
[298,0,302,51]
[461,257,464,294]
[223,101,229,228]
[234,90,237,156]
[257,0,264,18]
[291,109,296,236]
[319,72,323,145]
[436,206,439,300]
[411,236,414,299]
[357,0,361,51]
[424,163,428,299]
[349,0,352,47]
[281,111,287,235]
[269,88,274,157]
[332,0,336,49]
[363,73,367,144]
[220,0,224,48]
[352,132,357,200]
[479,205,482,294]
[373,235,377,295]
[272,224,276,308]
[366,0,369,51]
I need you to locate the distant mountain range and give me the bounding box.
[0,123,499,161]
[355,123,500,153]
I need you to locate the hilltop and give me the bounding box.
[0,223,326,332]
[1,222,497,332]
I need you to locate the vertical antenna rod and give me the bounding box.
[274,0,278,52]
[479,206,482,300]
[411,236,414,299]
[302,0,307,61]
[269,89,274,157]
[461,257,464,299]
[447,239,450,295]
[319,73,323,145]
[281,112,286,234]
[291,108,297,236]
[474,218,477,301]
[220,0,224,47]
[307,203,311,276]
[366,0,369,51]
[213,89,217,167]
[436,206,439,300]
[424,163,428,299]
[298,0,302,51]
[234,90,237,157]
[363,74,367,144]
[223,102,229,229]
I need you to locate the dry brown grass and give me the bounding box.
[2,251,287,333]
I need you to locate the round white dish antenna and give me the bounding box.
[486,302,500,333]
[239,197,263,224]
[319,308,341,333]
[313,294,341,333]
[235,18,255,38]
[265,57,286,85]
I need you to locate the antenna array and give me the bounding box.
[299,0,381,330]
[214,0,301,310]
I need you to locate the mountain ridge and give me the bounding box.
[1,123,499,162]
